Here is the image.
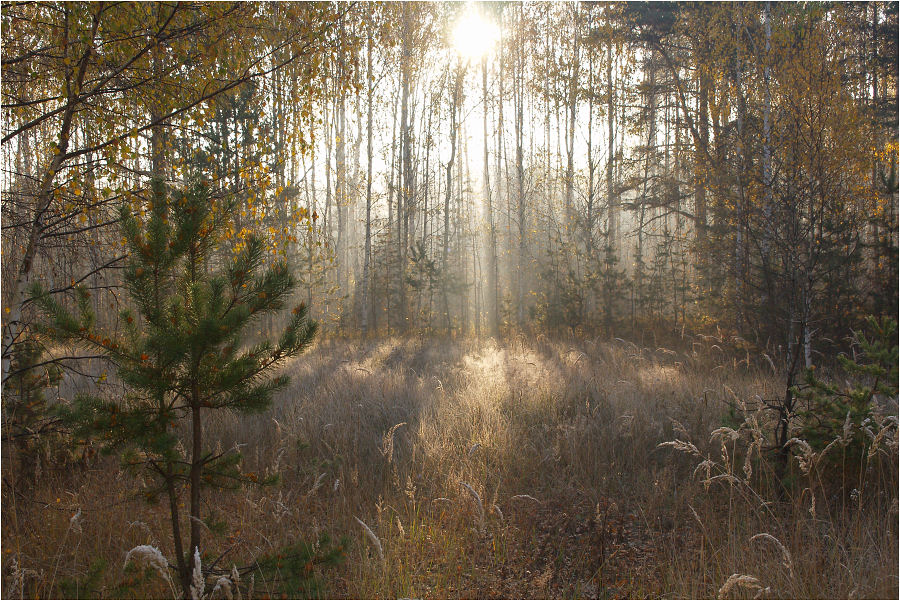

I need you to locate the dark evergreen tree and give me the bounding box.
[31,179,318,598]
[2,337,65,485]
[794,317,898,482]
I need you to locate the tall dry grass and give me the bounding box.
[3,335,897,598]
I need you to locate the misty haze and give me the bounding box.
[2,2,898,599]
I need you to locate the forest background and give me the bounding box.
[1,1,898,598]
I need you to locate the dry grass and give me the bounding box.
[3,335,897,598]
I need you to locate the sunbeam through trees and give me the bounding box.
[2,2,897,598]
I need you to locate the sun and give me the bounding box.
[452,9,500,62]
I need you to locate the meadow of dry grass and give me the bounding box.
[3,335,898,599]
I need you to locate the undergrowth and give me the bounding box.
[2,332,897,598]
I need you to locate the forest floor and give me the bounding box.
[3,335,898,599]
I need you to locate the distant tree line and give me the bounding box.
[2,0,897,412]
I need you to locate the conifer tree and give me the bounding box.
[3,337,65,485]
[31,179,318,597]
[795,317,898,475]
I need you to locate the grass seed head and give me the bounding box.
[355,516,384,563]
[718,573,763,599]
[190,547,204,600]
[460,481,485,529]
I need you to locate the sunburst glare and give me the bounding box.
[452,9,499,61]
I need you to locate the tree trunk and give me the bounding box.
[361,20,374,336]
[515,5,526,328]
[336,54,347,313]
[387,81,400,329]
[443,63,461,335]
[2,7,99,386]
[605,22,617,334]
[398,4,413,332]
[565,5,578,243]
[483,56,499,337]
[695,25,710,240]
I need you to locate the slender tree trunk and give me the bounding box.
[323,96,334,322]
[635,49,657,329]
[496,18,506,330]
[565,5,578,243]
[150,22,168,182]
[324,97,333,235]
[387,81,400,329]
[695,23,710,242]
[166,471,188,595]
[362,20,374,336]
[483,57,499,337]
[761,0,774,258]
[397,5,414,331]
[187,241,204,594]
[188,395,202,566]
[352,44,363,291]
[443,63,461,335]
[2,7,99,386]
[336,58,347,312]
[459,130,469,336]
[515,5,526,328]
[309,116,317,309]
[605,23,617,334]
[586,47,595,255]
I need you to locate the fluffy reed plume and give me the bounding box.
[127,520,156,545]
[569,350,588,365]
[124,545,168,577]
[717,573,765,599]
[657,439,702,457]
[693,458,714,483]
[511,494,542,504]
[381,422,407,464]
[709,426,740,442]
[307,472,326,496]
[270,447,286,475]
[784,438,814,474]
[225,565,243,600]
[841,411,854,445]
[124,545,176,596]
[355,516,384,562]
[688,504,705,529]
[190,547,204,600]
[705,473,741,486]
[868,418,898,462]
[751,533,795,583]
[460,481,485,528]
[671,419,691,440]
[209,566,243,600]
[743,440,757,482]
[211,575,233,599]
